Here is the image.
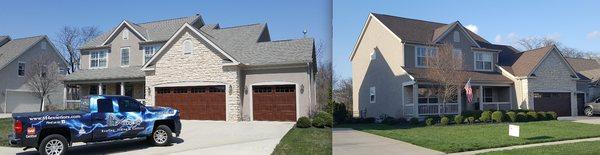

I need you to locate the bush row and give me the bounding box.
[297,111,333,128]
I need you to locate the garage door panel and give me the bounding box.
[253,85,296,121]
[534,92,571,116]
[156,86,225,120]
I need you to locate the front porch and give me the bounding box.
[63,81,146,107]
[402,82,513,117]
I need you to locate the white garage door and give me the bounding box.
[5,91,41,113]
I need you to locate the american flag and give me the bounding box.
[464,78,473,104]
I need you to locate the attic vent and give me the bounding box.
[530,73,536,77]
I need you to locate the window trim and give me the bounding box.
[120,47,130,67]
[370,86,376,103]
[17,61,25,77]
[183,39,193,54]
[89,50,108,69]
[474,51,494,71]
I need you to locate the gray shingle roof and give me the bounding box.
[0,36,45,70]
[0,36,10,46]
[199,24,314,66]
[64,66,145,82]
[81,16,200,49]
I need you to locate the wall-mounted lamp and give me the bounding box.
[229,85,233,94]
[244,86,248,94]
[300,84,304,94]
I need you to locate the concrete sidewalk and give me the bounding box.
[333,128,444,155]
[448,137,600,155]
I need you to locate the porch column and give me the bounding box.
[120,82,125,96]
[63,86,67,108]
[413,84,419,118]
[479,85,483,110]
[98,83,103,95]
[457,88,462,114]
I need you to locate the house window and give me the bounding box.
[370,51,377,60]
[483,88,493,102]
[90,50,107,68]
[121,47,130,66]
[122,29,129,40]
[369,86,376,103]
[18,62,25,76]
[183,39,193,54]
[41,41,47,50]
[144,45,160,62]
[453,31,460,42]
[416,46,437,67]
[453,49,462,58]
[418,87,439,104]
[474,52,493,71]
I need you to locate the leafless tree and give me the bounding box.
[315,41,332,113]
[333,75,352,111]
[425,44,468,115]
[515,36,596,58]
[24,52,64,111]
[55,26,101,73]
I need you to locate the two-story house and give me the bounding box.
[351,13,587,118]
[65,14,317,122]
[0,35,68,113]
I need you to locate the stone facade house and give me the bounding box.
[0,35,68,113]
[65,15,316,122]
[350,13,591,118]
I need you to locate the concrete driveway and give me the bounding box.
[3,120,294,155]
[333,128,444,155]
[558,116,600,124]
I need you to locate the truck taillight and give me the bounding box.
[14,120,23,135]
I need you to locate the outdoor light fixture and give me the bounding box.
[300,84,304,94]
[244,86,248,94]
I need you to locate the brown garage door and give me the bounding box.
[155,86,226,120]
[253,85,296,121]
[533,92,571,116]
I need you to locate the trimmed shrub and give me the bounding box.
[467,117,475,124]
[492,111,504,123]
[517,112,528,122]
[454,115,464,124]
[409,117,419,125]
[316,111,333,127]
[527,111,538,121]
[297,117,311,128]
[506,111,517,122]
[425,118,434,126]
[547,111,558,120]
[536,112,547,120]
[312,117,326,128]
[364,117,376,123]
[479,111,492,123]
[396,117,408,124]
[462,110,483,119]
[382,116,398,125]
[440,117,449,126]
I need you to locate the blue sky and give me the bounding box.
[334,0,600,78]
[0,0,332,64]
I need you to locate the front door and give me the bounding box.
[577,93,585,115]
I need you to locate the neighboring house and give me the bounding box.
[566,57,600,103]
[0,35,68,113]
[350,13,589,118]
[65,15,317,122]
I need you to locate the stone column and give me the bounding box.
[98,83,103,95]
[120,82,125,96]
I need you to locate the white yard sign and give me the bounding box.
[509,124,520,137]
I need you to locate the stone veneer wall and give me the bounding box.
[145,31,242,121]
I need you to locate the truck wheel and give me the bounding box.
[150,125,172,146]
[39,134,68,155]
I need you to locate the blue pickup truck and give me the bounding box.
[8,95,181,155]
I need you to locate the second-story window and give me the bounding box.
[475,52,493,71]
[122,29,129,40]
[121,47,130,66]
[18,62,25,76]
[144,46,156,62]
[183,39,193,55]
[416,46,437,67]
[90,50,107,68]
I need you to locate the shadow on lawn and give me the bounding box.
[526,136,554,140]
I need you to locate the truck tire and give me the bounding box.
[150,125,172,146]
[39,134,68,155]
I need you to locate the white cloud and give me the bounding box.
[494,32,519,44]
[465,24,478,34]
[588,30,600,39]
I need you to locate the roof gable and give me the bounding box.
[431,21,481,48]
[142,23,240,70]
[101,20,148,45]
[508,45,579,77]
[0,36,68,70]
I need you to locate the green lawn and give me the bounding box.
[480,140,600,155]
[272,127,332,155]
[0,118,12,146]
[339,121,600,153]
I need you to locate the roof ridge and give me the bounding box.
[10,35,45,41]
[137,15,199,25]
[216,23,264,30]
[522,45,554,53]
[371,12,447,26]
